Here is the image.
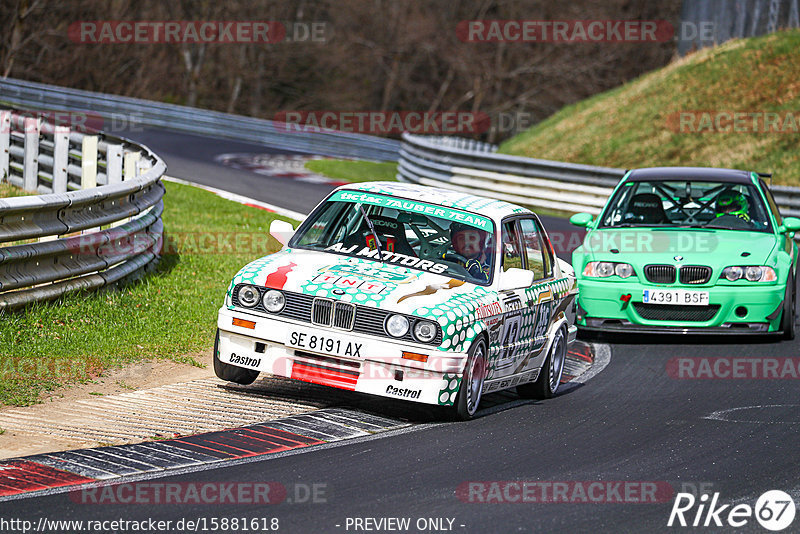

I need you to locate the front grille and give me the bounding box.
[311,299,356,330]
[644,265,676,284]
[333,302,356,330]
[633,303,720,322]
[679,265,712,285]
[233,285,442,344]
[311,298,333,326]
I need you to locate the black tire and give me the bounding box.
[454,338,488,420]
[781,271,796,340]
[213,329,260,385]
[518,325,567,399]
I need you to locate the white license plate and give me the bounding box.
[642,289,709,306]
[286,329,363,358]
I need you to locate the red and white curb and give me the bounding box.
[0,409,406,499]
[162,176,307,221]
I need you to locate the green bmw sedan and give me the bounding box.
[570,167,800,338]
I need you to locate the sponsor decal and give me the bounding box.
[475,302,502,320]
[324,243,448,274]
[398,278,466,303]
[264,262,297,289]
[330,191,492,230]
[385,385,422,399]
[312,273,386,294]
[318,263,417,284]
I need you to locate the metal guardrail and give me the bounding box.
[0,109,165,310]
[398,133,623,215]
[397,133,800,220]
[0,77,400,162]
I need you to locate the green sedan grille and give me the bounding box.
[633,303,720,322]
[644,265,676,284]
[679,266,712,285]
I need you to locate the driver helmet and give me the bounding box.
[450,223,489,259]
[715,190,750,220]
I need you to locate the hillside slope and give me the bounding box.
[500,30,800,185]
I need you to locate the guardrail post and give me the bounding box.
[81,135,98,189]
[23,117,40,191]
[0,111,9,183]
[106,143,123,184]
[124,151,141,180]
[52,125,70,194]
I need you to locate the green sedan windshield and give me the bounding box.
[600,180,772,232]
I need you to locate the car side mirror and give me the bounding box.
[498,268,535,291]
[270,219,295,247]
[779,216,800,233]
[570,212,594,228]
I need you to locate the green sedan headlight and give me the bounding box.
[583,261,635,278]
[721,265,777,282]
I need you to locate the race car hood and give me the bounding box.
[227,248,497,315]
[580,228,778,273]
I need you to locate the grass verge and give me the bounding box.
[499,30,800,186]
[0,181,296,406]
[305,159,397,183]
[0,182,34,198]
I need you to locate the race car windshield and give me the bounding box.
[599,180,772,232]
[289,191,496,285]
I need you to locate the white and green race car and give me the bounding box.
[215,182,578,419]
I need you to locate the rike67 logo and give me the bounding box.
[668,490,796,531]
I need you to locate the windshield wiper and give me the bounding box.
[359,205,387,266]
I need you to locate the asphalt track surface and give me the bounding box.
[3,130,800,533]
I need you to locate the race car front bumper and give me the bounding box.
[576,279,785,334]
[216,307,469,406]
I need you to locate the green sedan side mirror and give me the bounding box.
[779,217,800,233]
[570,212,594,228]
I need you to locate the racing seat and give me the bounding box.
[628,193,669,224]
[343,215,416,256]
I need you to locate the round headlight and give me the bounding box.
[385,314,410,338]
[596,262,615,277]
[745,266,763,282]
[615,263,634,278]
[725,266,743,281]
[262,290,286,313]
[238,285,260,307]
[413,320,437,343]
